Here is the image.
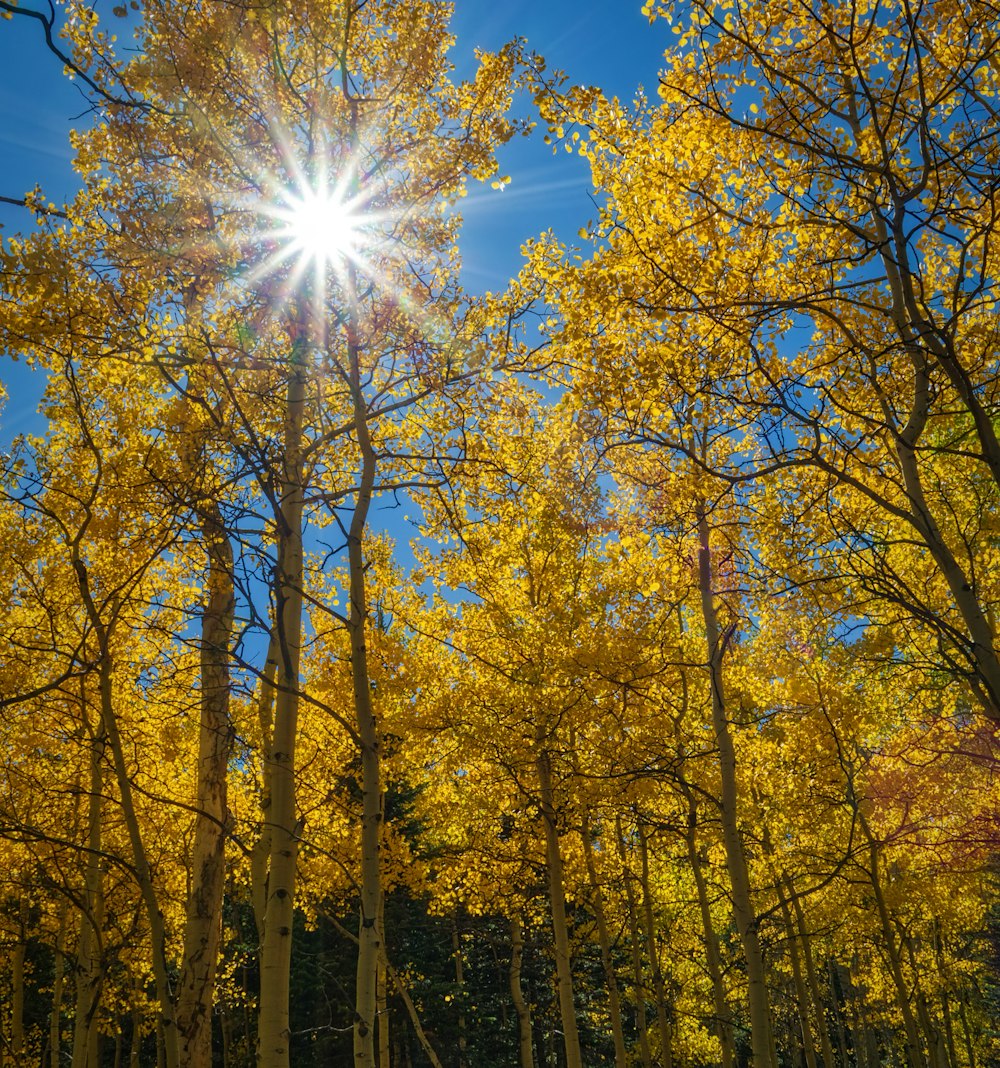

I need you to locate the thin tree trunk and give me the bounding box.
[580,813,628,1068]
[851,984,873,1068]
[345,251,384,1068]
[94,648,180,1068]
[11,895,28,1061]
[615,814,653,1068]
[829,963,851,1068]
[377,892,389,1068]
[50,902,68,1068]
[905,933,946,1068]
[451,917,467,1068]
[177,507,234,1068]
[535,745,583,1068]
[696,507,776,1068]
[72,710,105,1068]
[940,994,957,1068]
[257,342,307,1068]
[638,822,673,1068]
[858,814,925,1068]
[130,990,143,1068]
[250,635,278,944]
[682,786,735,1068]
[775,883,817,1068]
[932,923,958,1068]
[957,998,977,1068]
[386,961,444,1068]
[784,877,835,1068]
[221,1013,232,1068]
[72,556,181,1068]
[509,915,534,1068]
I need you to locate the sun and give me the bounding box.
[269,184,366,272]
[248,146,396,322]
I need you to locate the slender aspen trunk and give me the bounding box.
[957,998,977,1068]
[130,1024,142,1068]
[907,940,946,1068]
[638,823,673,1068]
[509,916,534,1068]
[72,708,105,1068]
[50,902,68,1068]
[535,745,583,1068]
[177,508,234,1068]
[220,1011,232,1068]
[682,787,735,1068]
[858,815,925,1068]
[250,636,278,944]
[696,508,776,1068]
[940,994,957,1068]
[615,814,653,1068]
[130,987,143,1068]
[93,649,180,1068]
[377,892,389,1068]
[257,343,307,1068]
[829,963,851,1068]
[775,884,817,1068]
[933,923,959,1068]
[11,895,28,1061]
[451,917,468,1068]
[785,877,834,1068]
[580,813,628,1068]
[344,256,384,1068]
[852,984,874,1068]
[72,555,181,1067]
[386,963,444,1068]
[897,922,946,1068]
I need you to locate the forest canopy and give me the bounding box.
[0,1,998,1067]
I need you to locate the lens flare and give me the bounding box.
[271,185,365,270]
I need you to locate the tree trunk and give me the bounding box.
[73,554,181,1068]
[451,917,468,1068]
[828,963,851,1068]
[377,891,389,1068]
[257,342,307,1068]
[858,815,926,1068]
[130,992,144,1068]
[250,635,278,945]
[50,902,68,1068]
[682,787,735,1068]
[386,962,444,1068]
[696,508,776,1068]
[72,708,105,1068]
[11,895,28,1062]
[784,877,835,1068]
[638,822,673,1068]
[957,998,977,1068]
[615,814,653,1068]
[177,507,234,1068]
[96,650,180,1068]
[580,813,628,1068]
[535,745,583,1068]
[775,883,817,1068]
[345,254,384,1068]
[509,916,534,1068]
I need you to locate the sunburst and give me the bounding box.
[268,182,367,274]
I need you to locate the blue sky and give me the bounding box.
[0,2,669,436]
